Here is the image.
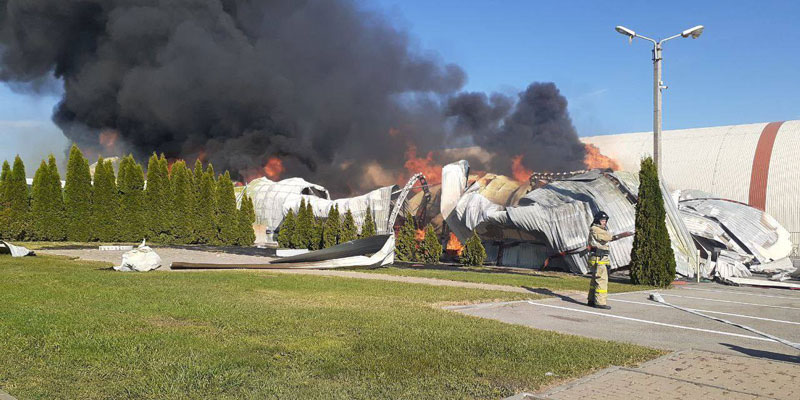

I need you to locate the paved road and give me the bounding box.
[449,282,800,361]
[454,282,800,399]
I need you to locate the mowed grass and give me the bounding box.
[362,265,653,294]
[0,256,662,399]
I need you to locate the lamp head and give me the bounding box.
[681,25,704,39]
[615,25,636,38]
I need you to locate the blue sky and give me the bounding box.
[364,0,800,134]
[2,0,799,168]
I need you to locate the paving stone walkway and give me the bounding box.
[514,349,799,400]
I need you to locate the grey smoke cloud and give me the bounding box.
[0,0,586,194]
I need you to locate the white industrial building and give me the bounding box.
[582,120,800,257]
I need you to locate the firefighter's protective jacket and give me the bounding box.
[588,224,612,252]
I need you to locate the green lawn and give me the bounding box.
[0,255,662,399]
[362,265,653,294]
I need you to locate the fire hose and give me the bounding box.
[648,293,800,352]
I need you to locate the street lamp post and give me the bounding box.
[615,25,704,177]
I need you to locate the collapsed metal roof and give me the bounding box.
[238,175,428,244]
[441,160,700,276]
[675,190,794,278]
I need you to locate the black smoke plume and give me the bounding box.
[0,0,586,195]
[446,83,587,174]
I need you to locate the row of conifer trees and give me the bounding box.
[276,198,377,249]
[0,145,255,246]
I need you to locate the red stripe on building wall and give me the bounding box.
[748,121,784,210]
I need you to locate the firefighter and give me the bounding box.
[587,211,612,309]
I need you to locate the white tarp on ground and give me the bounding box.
[441,160,700,276]
[237,177,396,243]
[0,240,34,257]
[114,240,163,272]
[675,190,795,279]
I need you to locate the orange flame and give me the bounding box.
[166,158,177,173]
[415,229,425,241]
[98,129,119,153]
[511,155,533,183]
[388,127,400,137]
[263,157,284,180]
[583,144,619,170]
[446,233,463,256]
[404,144,442,185]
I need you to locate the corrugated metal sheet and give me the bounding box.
[498,243,550,269]
[677,191,793,263]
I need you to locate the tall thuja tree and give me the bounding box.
[170,161,195,244]
[0,161,9,238]
[191,159,206,243]
[143,154,159,239]
[215,171,239,245]
[420,224,443,264]
[64,145,92,241]
[30,160,52,240]
[360,205,377,238]
[0,160,8,193]
[91,158,119,241]
[310,214,324,250]
[395,212,417,262]
[236,194,256,246]
[158,155,175,242]
[292,198,311,248]
[277,209,296,248]
[340,208,357,243]
[322,204,340,248]
[145,153,172,241]
[118,155,146,242]
[46,155,66,240]
[194,163,218,244]
[31,156,65,240]
[5,156,30,239]
[630,157,676,287]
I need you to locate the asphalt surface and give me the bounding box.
[449,282,800,363]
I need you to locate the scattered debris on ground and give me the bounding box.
[113,240,163,272]
[0,241,34,257]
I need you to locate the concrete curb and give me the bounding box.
[0,388,17,400]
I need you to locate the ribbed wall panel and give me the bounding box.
[661,125,733,194]
[766,121,800,253]
[709,123,765,203]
